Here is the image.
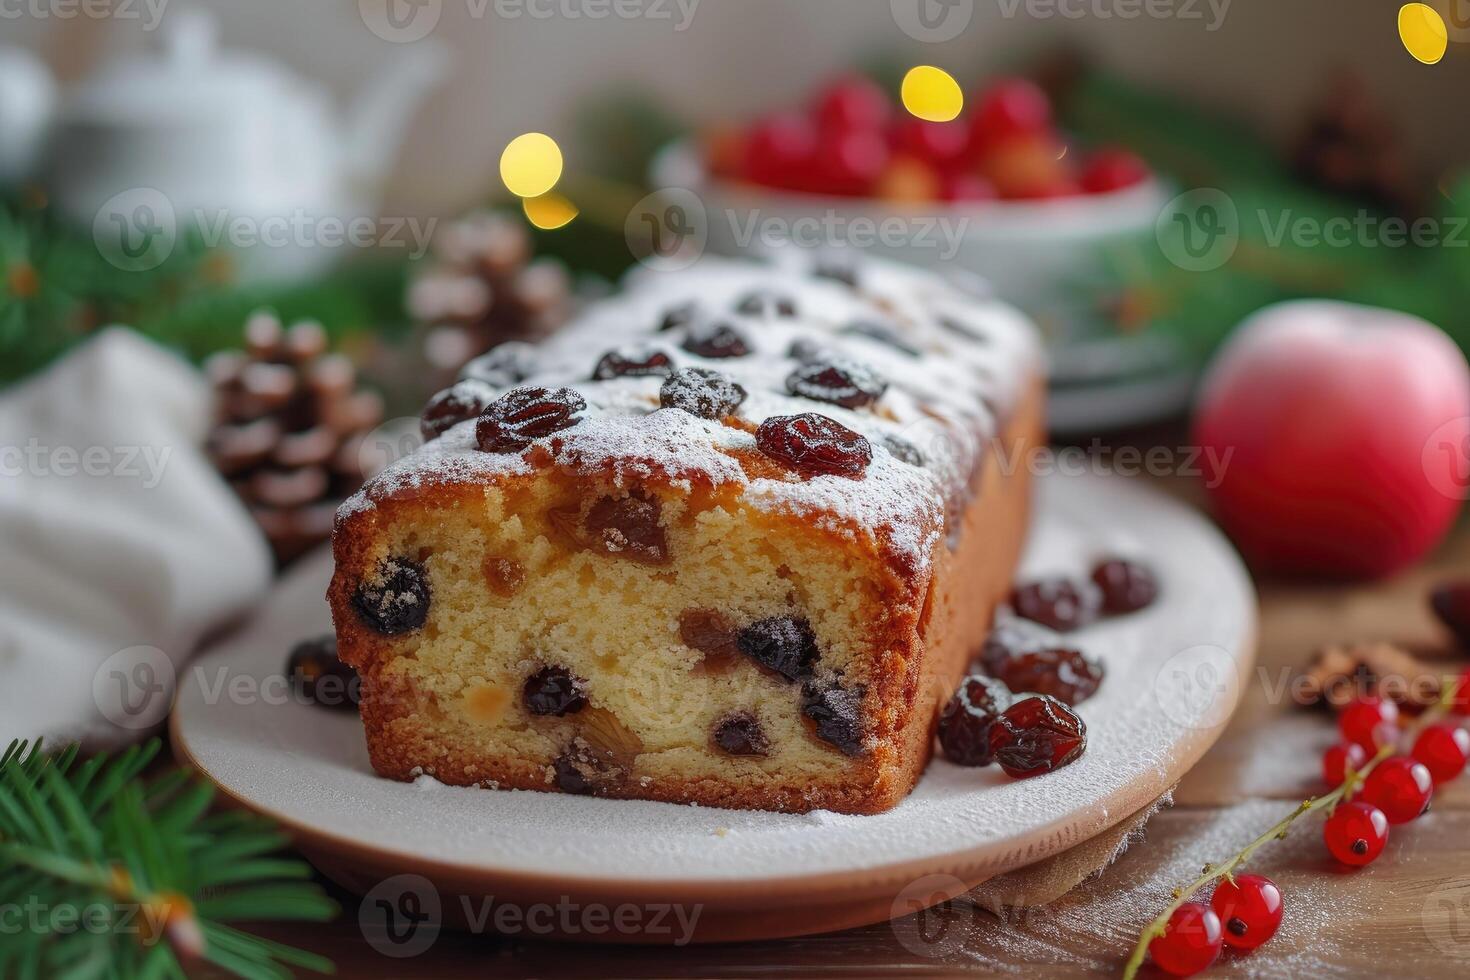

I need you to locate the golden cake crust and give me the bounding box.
[329,383,1040,813]
[329,255,1043,814]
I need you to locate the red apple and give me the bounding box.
[1194,301,1470,578]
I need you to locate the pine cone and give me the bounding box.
[1292,70,1419,216]
[206,312,384,565]
[407,212,572,377]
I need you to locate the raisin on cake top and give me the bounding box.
[343,254,1041,579]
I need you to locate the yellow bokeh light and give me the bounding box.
[1399,3,1447,64]
[901,66,964,123]
[500,133,564,199]
[522,192,579,230]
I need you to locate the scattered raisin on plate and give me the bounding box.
[286,634,359,710]
[1010,577,1102,632]
[937,674,1013,766]
[988,695,1088,779]
[972,621,1050,676]
[1091,558,1159,614]
[995,648,1104,706]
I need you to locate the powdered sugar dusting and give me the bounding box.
[340,254,1042,574]
[944,799,1356,976]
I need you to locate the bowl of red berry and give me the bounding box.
[652,73,1185,431]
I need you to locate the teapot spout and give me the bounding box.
[343,40,449,198]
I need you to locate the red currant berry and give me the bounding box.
[1210,874,1283,950]
[1412,724,1470,784]
[1323,800,1389,866]
[1361,756,1433,824]
[742,113,818,191]
[1148,903,1223,977]
[969,77,1053,152]
[1337,696,1399,752]
[1078,147,1151,194]
[889,117,969,170]
[814,75,891,132]
[1322,741,1368,788]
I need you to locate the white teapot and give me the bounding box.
[0,46,56,185]
[39,11,447,281]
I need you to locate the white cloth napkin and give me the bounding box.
[0,328,272,749]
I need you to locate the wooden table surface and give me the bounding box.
[222,474,1470,978]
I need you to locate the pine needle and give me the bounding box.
[0,738,336,977]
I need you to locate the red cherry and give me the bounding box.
[1079,147,1151,193]
[742,113,818,191]
[1210,874,1283,950]
[1360,756,1433,824]
[814,75,891,132]
[969,77,1053,153]
[812,128,889,197]
[940,172,998,202]
[1322,741,1368,788]
[1148,903,1223,976]
[889,117,969,170]
[1337,696,1399,752]
[1412,723,1470,784]
[1324,800,1390,866]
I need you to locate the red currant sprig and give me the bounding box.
[1124,674,1469,979]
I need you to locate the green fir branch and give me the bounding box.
[0,738,335,979]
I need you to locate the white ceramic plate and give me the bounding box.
[172,471,1255,942]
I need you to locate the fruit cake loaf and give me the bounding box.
[329,254,1044,814]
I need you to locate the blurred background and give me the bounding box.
[8,0,1466,209]
[2,0,1469,564]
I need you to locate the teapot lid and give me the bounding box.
[66,11,322,124]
